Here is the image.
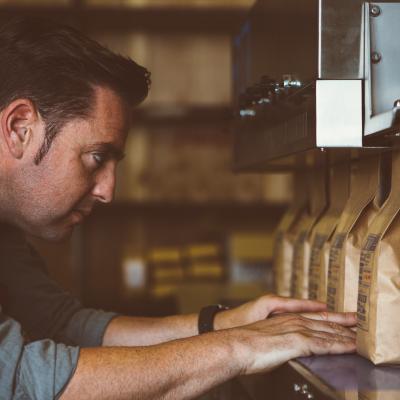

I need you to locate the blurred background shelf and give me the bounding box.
[0,1,250,33]
[8,0,293,320]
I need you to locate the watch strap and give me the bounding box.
[198,304,229,334]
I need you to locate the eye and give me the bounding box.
[92,153,106,166]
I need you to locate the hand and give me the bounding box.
[215,294,328,331]
[230,311,356,376]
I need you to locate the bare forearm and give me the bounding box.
[61,330,241,400]
[62,312,357,399]
[103,314,198,346]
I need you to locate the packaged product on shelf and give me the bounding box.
[359,390,399,400]
[357,150,400,365]
[308,152,350,301]
[343,392,358,400]
[273,171,307,296]
[327,153,390,312]
[292,157,328,299]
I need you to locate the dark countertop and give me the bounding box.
[292,354,400,398]
[238,354,400,399]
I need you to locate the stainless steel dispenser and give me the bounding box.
[234,0,400,170]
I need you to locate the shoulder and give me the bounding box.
[0,222,48,274]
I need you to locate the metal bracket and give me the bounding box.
[316,80,363,147]
[364,2,400,136]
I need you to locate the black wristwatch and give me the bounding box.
[198,304,229,334]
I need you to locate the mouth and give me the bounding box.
[76,208,92,217]
[70,208,92,223]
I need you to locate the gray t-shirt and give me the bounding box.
[0,223,118,399]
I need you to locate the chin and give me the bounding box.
[30,223,75,242]
[47,227,74,242]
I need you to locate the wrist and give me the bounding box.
[222,328,252,376]
[201,328,249,377]
[214,308,234,331]
[198,304,229,334]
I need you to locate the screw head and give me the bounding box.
[394,99,400,108]
[371,4,381,17]
[371,52,382,64]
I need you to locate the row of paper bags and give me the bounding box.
[273,149,400,365]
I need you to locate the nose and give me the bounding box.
[92,162,116,204]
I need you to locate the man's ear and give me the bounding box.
[1,99,38,160]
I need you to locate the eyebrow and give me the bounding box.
[87,142,126,161]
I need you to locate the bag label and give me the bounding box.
[327,233,346,311]
[357,234,380,331]
[291,231,307,296]
[273,231,284,293]
[308,233,327,300]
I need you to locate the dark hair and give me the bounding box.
[0,17,150,164]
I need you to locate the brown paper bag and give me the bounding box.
[359,392,399,400]
[340,153,391,313]
[292,156,328,299]
[357,150,400,365]
[326,154,381,312]
[308,152,351,301]
[273,172,307,296]
[343,392,358,400]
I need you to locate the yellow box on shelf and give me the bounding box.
[148,248,181,263]
[148,246,184,285]
[184,243,225,281]
[153,267,185,281]
[186,244,220,259]
[229,233,274,262]
[187,262,223,278]
[150,284,179,298]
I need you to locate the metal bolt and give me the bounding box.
[301,384,309,394]
[307,394,314,400]
[370,4,381,17]
[293,384,301,392]
[371,52,382,64]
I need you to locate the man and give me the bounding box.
[0,18,356,400]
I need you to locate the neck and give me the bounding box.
[0,156,18,227]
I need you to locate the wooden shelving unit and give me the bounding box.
[0,4,246,33]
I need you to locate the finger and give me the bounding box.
[268,296,327,315]
[311,336,356,356]
[300,311,357,327]
[266,314,356,338]
[300,318,356,339]
[303,331,356,356]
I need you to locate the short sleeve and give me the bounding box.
[0,223,119,346]
[0,225,82,341]
[0,311,79,400]
[61,308,119,347]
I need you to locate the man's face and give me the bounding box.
[11,86,128,240]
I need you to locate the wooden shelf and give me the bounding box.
[133,106,234,126]
[89,201,287,217]
[0,6,246,33]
